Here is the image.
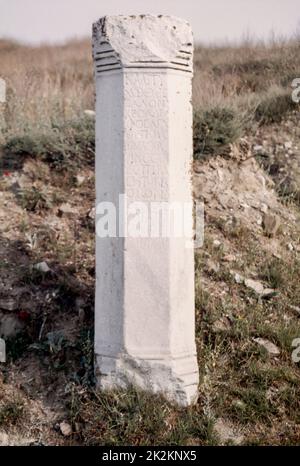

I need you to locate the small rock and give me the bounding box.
[206,259,220,274]
[213,239,221,248]
[234,273,244,284]
[260,203,268,214]
[284,141,292,150]
[83,109,95,119]
[253,337,280,356]
[288,304,300,316]
[0,432,9,445]
[272,252,282,260]
[266,387,279,400]
[213,317,231,332]
[88,207,95,220]
[214,419,244,445]
[253,144,265,155]
[222,254,236,263]
[34,262,51,273]
[59,421,72,437]
[261,288,277,299]
[263,213,281,237]
[75,175,85,186]
[257,216,263,226]
[0,298,18,311]
[244,279,264,295]
[232,399,246,410]
[287,243,294,251]
[230,270,244,284]
[257,175,266,189]
[58,203,78,218]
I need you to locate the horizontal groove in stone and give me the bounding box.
[95,56,119,62]
[124,65,192,73]
[96,65,192,74]
[95,50,115,55]
[176,55,190,61]
[170,61,190,67]
[96,66,122,73]
[131,60,168,64]
[96,62,121,68]
[179,49,192,55]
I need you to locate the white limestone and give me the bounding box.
[93,15,199,406]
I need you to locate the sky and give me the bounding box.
[0,0,299,45]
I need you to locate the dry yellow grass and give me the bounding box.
[1,37,299,142]
[0,39,94,142]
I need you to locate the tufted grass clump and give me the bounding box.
[193,106,245,158]
[3,117,95,171]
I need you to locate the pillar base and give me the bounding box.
[95,353,199,406]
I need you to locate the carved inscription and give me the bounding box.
[124,73,169,201]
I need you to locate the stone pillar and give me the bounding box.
[93,15,199,406]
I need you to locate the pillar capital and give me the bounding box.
[92,15,193,75]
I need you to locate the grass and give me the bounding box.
[68,386,217,446]
[254,87,296,124]
[192,222,300,440]
[3,117,95,171]
[0,400,25,426]
[1,38,299,162]
[193,106,245,157]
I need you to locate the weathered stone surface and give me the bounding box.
[59,421,72,437]
[33,261,51,273]
[212,316,232,333]
[244,278,265,295]
[58,203,78,218]
[93,15,198,406]
[253,338,280,356]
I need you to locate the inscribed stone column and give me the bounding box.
[93,15,199,406]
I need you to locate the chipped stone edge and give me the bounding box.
[92,14,193,75]
[95,352,199,406]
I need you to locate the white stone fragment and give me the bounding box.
[83,109,96,119]
[244,279,264,295]
[213,239,222,248]
[33,261,51,273]
[59,421,72,437]
[253,338,280,356]
[93,15,198,406]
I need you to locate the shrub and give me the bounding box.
[18,186,52,212]
[254,89,296,124]
[193,106,244,157]
[3,117,95,170]
[0,399,25,426]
